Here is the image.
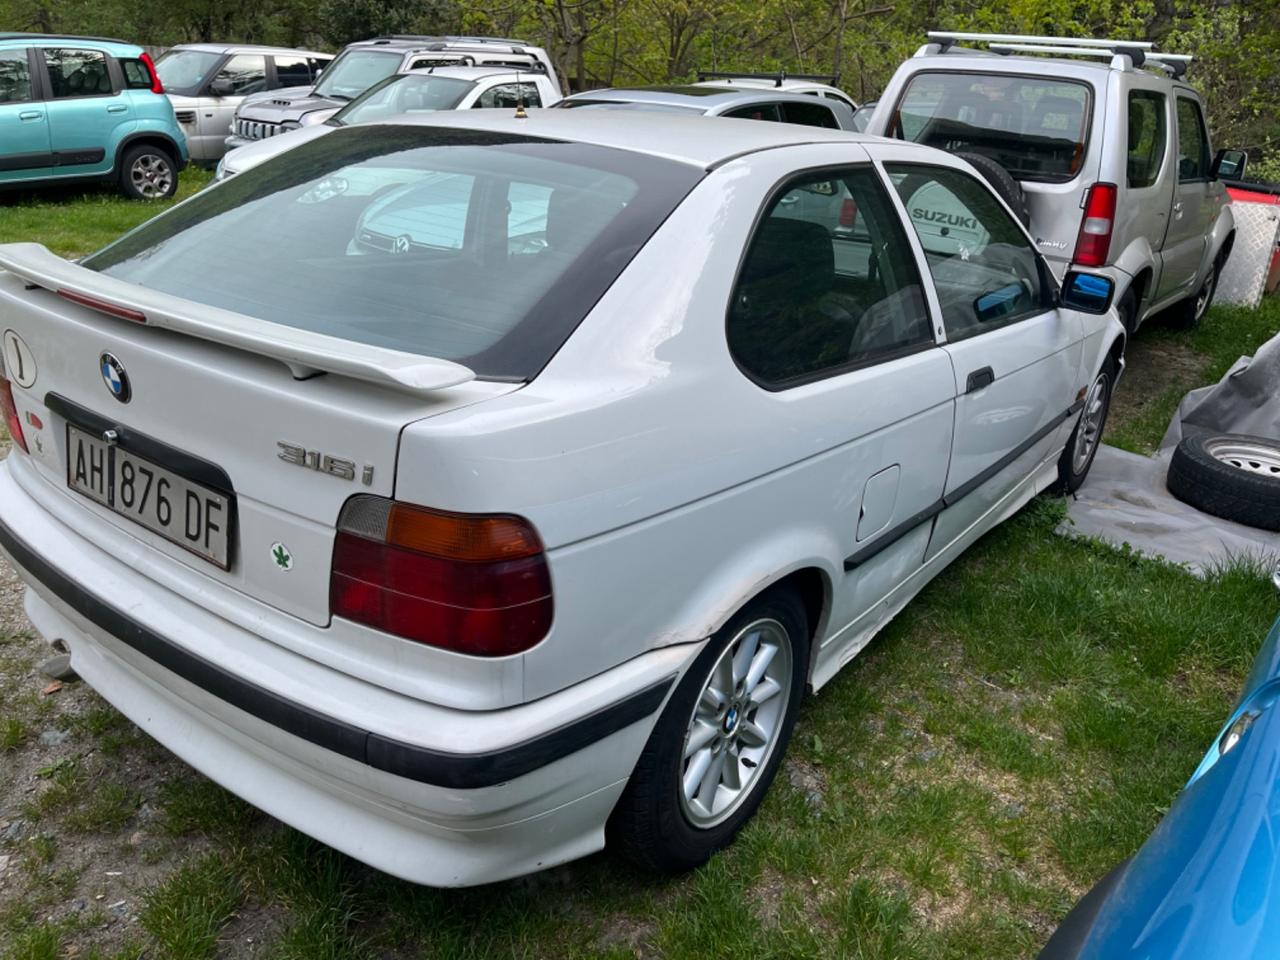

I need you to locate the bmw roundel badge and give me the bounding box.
[100,353,130,403]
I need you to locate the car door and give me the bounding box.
[1156,95,1214,302]
[0,47,52,183]
[1123,85,1174,294]
[197,54,267,161]
[724,159,954,675]
[39,46,128,177]
[879,157,1084,560]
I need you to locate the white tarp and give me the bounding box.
[1061,332,1280,575]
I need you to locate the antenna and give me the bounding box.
[514,65,527,119]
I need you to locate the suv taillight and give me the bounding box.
[0,354,27,454]
[1073,183,1118,267]
[330,496,553,656]
[140,52,164,94]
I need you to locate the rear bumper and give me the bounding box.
[0,457,685,885]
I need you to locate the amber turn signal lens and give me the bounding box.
[386,503,543,562]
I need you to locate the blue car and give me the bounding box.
[0,32,188,199]
[1041,569,1280,959]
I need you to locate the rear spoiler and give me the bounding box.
[0,243,477,397]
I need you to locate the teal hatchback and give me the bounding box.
[0,33,187,199]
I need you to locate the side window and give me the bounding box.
[212,55,267,96]
[782,101,839,129]
[507,181,553,255]
[273,56,312,88]
[43,48,113,98]
[1176,97,1211,182]
[119,58,152,90]
[724,103,783,123]
[0,50,33,104]
[886,163,1048,341]
[728,167,933,386]
[474,83,541,109]
[1127,90,1167,188]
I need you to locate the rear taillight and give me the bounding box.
[1073,182,1118,267]
[140,52,164,94]
[330,496,553,656]
[839,198,857,229]
[0,362,27,454]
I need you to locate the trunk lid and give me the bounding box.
[0,263,514,626]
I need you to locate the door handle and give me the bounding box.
[966,367,995,393]
[18,110,42,121]
[106,104,128,113]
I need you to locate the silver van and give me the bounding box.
[156,43,332,164]
[865,33,1247,331]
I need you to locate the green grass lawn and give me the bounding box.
[0,167,213,257]
[0,187,1278,960]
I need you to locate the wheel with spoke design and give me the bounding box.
[1056,356,1115,494]
[609,585,808,873]
[119,144,177,201]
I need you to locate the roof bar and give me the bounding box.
[989,42,1148,61]
[928,31,1153,50]
[697,69,841,87]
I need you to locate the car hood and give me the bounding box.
[236,87,339,122]
[223,124,334,175]
[1042,613,1280,959]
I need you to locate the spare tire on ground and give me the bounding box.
[956,152,1030,227]
[1166,433,1280,531]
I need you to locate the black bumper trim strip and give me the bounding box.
[0,516,674,789]
[843,401,1084,572]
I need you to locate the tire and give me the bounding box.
[1166,433,1280,531]
[1117,286,1139,335]
[608,584,809,873]
[1168,261,1219,330]
[957,152,1030,227]
[118,144,178,201]
[1057,357,1115,494]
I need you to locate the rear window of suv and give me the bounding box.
[82,126,703,381]
[891,72,1091,183]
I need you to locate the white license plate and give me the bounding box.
[66,425,231,568]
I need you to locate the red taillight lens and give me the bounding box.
[839,197,857,229]
[330,496,553,656]
[1073,182,1118,268]
[0,376,27,454]
[140,52,164,94]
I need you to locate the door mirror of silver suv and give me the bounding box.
[1060,271,1116,314]
[1212,149,1248,181]
[208,79,235,97]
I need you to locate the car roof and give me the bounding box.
[694,77,845,93]
[167,43,332,57]
[402,65,547,81]
[0,33,141,56]
[346,35,543,53]
[359,107,894,168]
[563,86,848,110]
[905,48,1186,87]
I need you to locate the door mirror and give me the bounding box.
[1060,271,1115,314]
[1212,149,1248,181]
[208,79,235,97]
[973,283,1027,324]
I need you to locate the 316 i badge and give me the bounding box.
[277,441,374,485]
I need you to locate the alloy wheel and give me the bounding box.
[1071,370,1110,475]
[130,154,173,199]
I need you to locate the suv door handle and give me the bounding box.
[966,367,995,393]
[106,104,128,114]
[18,110,42,121]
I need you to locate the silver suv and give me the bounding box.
[865,32,1247,331]
[227,35,560,150]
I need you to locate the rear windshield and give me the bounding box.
[330,74,473,125]
[892,72,1091,182]
[82,126,702,381]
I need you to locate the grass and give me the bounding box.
[0,184,1277,958]
[0,167,213,259]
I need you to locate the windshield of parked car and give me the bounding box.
[329,74,474,126]
[82,126,703,381]
[892,73,1091,182]
[313,50,401,101]
[153,49,223,95]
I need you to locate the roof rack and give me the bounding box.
[925,31,1190,77]
[374,35,533,47]
[0,31,130,44]
[697,69,840,87]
